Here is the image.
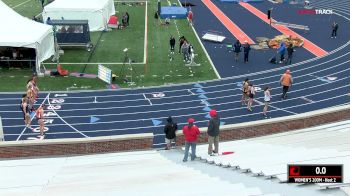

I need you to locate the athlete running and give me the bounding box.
[36,104,45,139]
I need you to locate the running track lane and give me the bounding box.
[201,0,255,44]
[239,2,328,57]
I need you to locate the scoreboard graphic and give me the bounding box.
[288,164,343,183]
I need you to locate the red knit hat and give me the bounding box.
[209,109,217,117]
[188,118,195,124]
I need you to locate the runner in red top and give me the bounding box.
[188,10,193,26]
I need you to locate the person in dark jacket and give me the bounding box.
[286,43,295,65]
[233,39,242,62]
[169,35,176,54]
[179,36,185,53]
[207,110,220,156]
[183,118,200,162]
[164,116,177,150]
[331,21,338,38]
[243,40,251,63]
[125,12,130,26]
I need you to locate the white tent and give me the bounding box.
[42,0,116,31]
[0,0,55,74]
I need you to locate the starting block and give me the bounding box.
[202,31,226,43]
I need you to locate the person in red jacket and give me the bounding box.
[182,118,200,162]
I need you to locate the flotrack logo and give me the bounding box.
[298,9,333,15]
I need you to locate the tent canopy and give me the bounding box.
[0,0,55,71]
[43,0,116,31]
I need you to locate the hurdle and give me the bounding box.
[0,116,4,141]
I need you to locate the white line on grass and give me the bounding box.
[143,93,152,105]
[177,0,221,79]
[42,62,145,65]
[11,0,32,9]
[114,0,148,2]
[47,94,89,138]
[167,0,180,36]
[144,1,148,64]
[16,93,50,141]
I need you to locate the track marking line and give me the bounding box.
[188,89,195,95]
[144,1,148,65]
[47,94,89,138]
[11,0,32,9]
[300,96,314,103]
[3,56,350,109]
[166,0,180,37]
[239,2,328,57]
[16,93,50,141]
[143,93,152,105]
[42,62,144,65]
[178,0,221,79]
[201,0,255,44]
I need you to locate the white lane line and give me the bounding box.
[165,0,180,37]
[5,59,350,109]
[144,1,148,64]
[177,0,221,79]
[42,62,144,65]
[16,93,50,141]
[5,87,348,128]
[143,93,152,105]
[269,104,298,115]
[5,100,350,135]
[153,142,166,146]
[188,89,195,95]
[35,12,42,18]
[1,43,350,102]
[2,72,350,115]
[300,96,314,103]
[47,94,89,138]
[2,53,349,106]
[11,0,31,9]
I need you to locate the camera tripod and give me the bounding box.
[119,50,137,86]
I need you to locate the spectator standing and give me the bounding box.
[241,78,250,105]
[263,87,272,118]
[331,21,338,38]
[179,36,185,53]
[280,69,293,99]
[247,83,255,112]
[182,118,200,162]
[182,40,190,62]
[286,43,294,65]
[278,42,286,63]
[207,110,220,156]
[46,17,51,25]
[122,14,127,27]
[164,116,178,150]
[170,35,176,54]
[233,39,242,62]
[125,12,130,26]
[243,40,251,63]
